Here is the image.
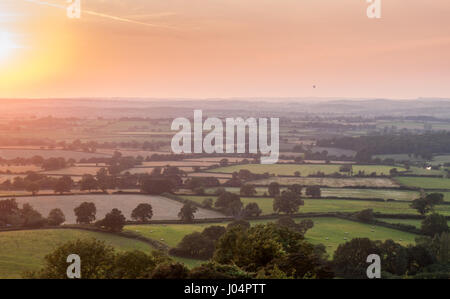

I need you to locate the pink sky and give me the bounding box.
[1,0,450,99]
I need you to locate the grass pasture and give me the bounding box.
[209,164,404,177]
[125,217,417,256]
[0,229,154,278]
[395,177,450,189]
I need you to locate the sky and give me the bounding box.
[0,0,450,99]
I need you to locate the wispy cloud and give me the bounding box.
[23,0,180,30]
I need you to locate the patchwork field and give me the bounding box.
[203,187,419,201]
[41,166,103,176]
[395,177,450,189]
[180,195,450,216]
[209,164,403,176]
[15,194,224,224]
[125,217,417,255]
[0,229,154,278]
[0,165,41,173]
[0,148,110,160]
[248,177,399,188]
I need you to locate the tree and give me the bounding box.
[25,239,116,279]
[201,226,226,242]
[178,202,198,223]
[151,263,189,279]
[20,203,46,227]
[332,238,382,279]
[111,250,171,279]
[47,208,65,226]
[80,174,98,192]
[421,213,449,236]
[169,232,215,259]
[240,184,257,196]
[227,219,251,231]
[53,176,73,194]
[215,192,243,216]
[96,168,110,193]
[411,197,432,215]
[287,184,303,195]
[140,178,175,195]
[131,203,153,222]
[189,262,251,279]
[273,191,304,214]
[26,182,40,196]
[97,208,126,232]
[242,202,262,217]
[74,202,96,224]
[355,209,374,223]
[305,186,321,197]
[268,182,280,197]
[202,198,213,209]
[213,223,306,272]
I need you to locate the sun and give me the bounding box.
[0,32,18,61]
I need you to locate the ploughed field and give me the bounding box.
[15,194,224,224]
[247,177,399,188]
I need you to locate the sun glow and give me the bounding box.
[0,31,18,61]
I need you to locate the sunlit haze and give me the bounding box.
[1,0,450,99]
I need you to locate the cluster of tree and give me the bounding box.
[170,226,226,259]
[26,239,251,279]
[318,133,450,162]
[0,198,64,228]
[333,235,450,278]
[25,217,450,279]
[213,191,262,218]
[410,193,444,216]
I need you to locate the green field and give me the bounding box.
[248,177,399,188]
[125,217,418,255]
[181,195,450,216]
[380,218,449,228]
[209,164,404,176]
[0,229,154,279]
[203,187,419,201]
[395,177,450,189]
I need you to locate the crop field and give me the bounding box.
[15,194,224,224]
[203,187,419,201]
[0,229,154,278]
[209,164,404,176]
[395,177,450,189]
[0,148,110,160]
[248,177,399,188]
[180,195,450,216]
[125,217,417,255]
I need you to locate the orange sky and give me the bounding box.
[1,0,450,99]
